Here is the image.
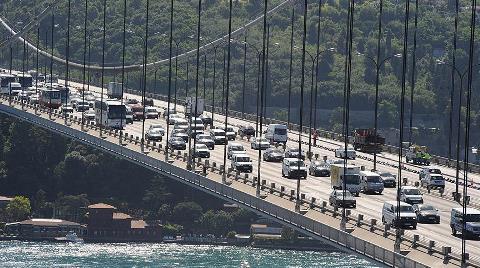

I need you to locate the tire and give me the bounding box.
[382,216,385,224]
[451,226,457,236]
[282,170,285,178]
[412,223,417,230]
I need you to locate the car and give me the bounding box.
[191,144,210,158]
[282,158,307,179]
[227,143,246,159]
[335,146,356,160]
[75,101,90,112]
[199,114,212,125]
[329,190,356,208]
[168,136,187,150]
[129,104,144,121]
[231,154,253,173]
[167,113,183,125]
[413,204,440,224]
[188,123,204,138]
[28,94,39,104]
[174,118,189,130]
[359,171,384,194]
[399,186,423,205]
[379,172,397,188]
[210,129,227,145]
[70,97,80,108]
[419,166,442,180]
[125,106,134,124]
[251,137,270,150]
[145,125,165,141]
[126,98,139,105]
[420,173,445,190]
[171,128,189,142]
[145,106,159,119]
[196,134,215,150]
[308,160,330,177]
[238,125,255,138]
[284,147,305,160]
[163,107,176,118]
[143,98,154,107]
[450,207,480,238]
[263,148,284,162]
[382,201,417,229]
[60,105,74,114]
[224,126,236,140]
[83,110,95,123]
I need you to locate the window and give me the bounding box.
[274,128,287,135]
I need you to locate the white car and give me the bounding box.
[227,142,246,159]
[167,113,183,125]
[145,106,159,119]
[400,186,423,205]
[251,137,270,150]
[335,146,356,160]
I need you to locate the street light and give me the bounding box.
[356,51,402,171]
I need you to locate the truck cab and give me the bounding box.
[330,164,361,196]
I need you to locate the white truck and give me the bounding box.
[330,163,361,196]
[185,97,204,117]
[107,82,123,99]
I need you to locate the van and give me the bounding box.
[360,171,384,194]
[265,124,288,145]
[419,166,442,180]
[282,158,307,179]
[335,146,356,160]
[420,173,445,190]
[450,208,480,238]
[231,154,253,173]
[382,201,417,229]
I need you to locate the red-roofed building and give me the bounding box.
[86,203,162,242]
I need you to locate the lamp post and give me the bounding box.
[356,52,401,170]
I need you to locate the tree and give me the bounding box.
[157,204,172,221]
[281,227,297,241]
[5,196,31,222]
[173,202,203,224]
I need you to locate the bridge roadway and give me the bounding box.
[62,80,480,263]
[0,91,480,267]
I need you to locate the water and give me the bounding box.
[0,241,380,267]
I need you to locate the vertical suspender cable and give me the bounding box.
[100,0,107,136]
[222,48,226,113]
[174,42,179,112]
[81,0,88,130]
[211,47,217,127]
[451,0,459,196]
[141,0,150,152]
[242,34,247,118]
[49,12,54,117]
[223,0,233,183]
[191,0,202,170]
[313,0,322,139]
[408,0,418,144]
[373,0,383,171]
[119,0,126,135]
[287,4,295,129]
[166,0,174,160]
[35,26,39,114]
[64,0,71,124]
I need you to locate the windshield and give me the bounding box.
[78,101,89,105]
[191,125,204,130]
[196,144,208,150]
[431,175,444,180]
[465,214,480,222]
[271,149,283,154]
[231,145,244,151]
[225,127,234,132]
[174,129,186,134]
[429,168,441,174]
[335,191,352,197]
[342,175,360,184]
[177,121,188,125]
[367,176,383,183]
[236,157,250,162]
[146,108,156,112]
[215,131,226,136]
[290,161,305,167]
[132,107,143,113]
[404,188,421,195]
[108,105,126,119]
[274,128,287,135]
[419,205,435,211]
[380,172,395,178]
[396,206,414,213]
[198,135,210,140]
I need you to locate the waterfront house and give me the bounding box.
[4,218,85,240]
[0,196,12,209]
[86,203,162,242]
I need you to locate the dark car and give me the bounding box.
[263,148,284,162]
[413,204,440,224]
[168,137,187,150]
[129,104,144,121]
[379,172,397,188]
[196,134,215,150]
[199,114,212,125]
[238,125,255,138]
[308,161,330,177]
[329,190,356,208]
[284,147,305,160]
[143,98,154,107]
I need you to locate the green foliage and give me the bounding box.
[173,201,203,225]
[199,210,234,236]
[163,223,184,236]
[4,196,31,222]
[226,230,237,239]
[281,227,297,241]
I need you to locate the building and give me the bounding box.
[4,218,85,240]
[0,196,12,209]
[86,203,162,242]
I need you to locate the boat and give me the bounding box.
[54,231,84,243]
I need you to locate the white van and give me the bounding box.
[265,124,288,145]
[450,207,480,238]
[382,201,417,229]
[282,158,307,179]
[359,170,384,194]
[335,146,356,160]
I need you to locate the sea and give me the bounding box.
[0,241,380,267]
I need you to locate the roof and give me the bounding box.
[7,218,81,227]
[113,212,132,220]
[131,220,147,229]
[401,186,418,190]
[0,196,13,202]
[359,171,380,176]
[88,203,116,209]
[452,207,480,214]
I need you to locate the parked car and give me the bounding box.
[450,207,480,238]
[145,124,165,141]
[400,186,423,205]
[196,134,215,150]
[412,204,440,224]
[168,136,187,150]
[284,147,305,160]
[238,125,255,138]
[263,148,284,162]
[251,137,270,150]
[191,144,210,158]
[329,190,356,208]
[171,128,189,142]
[227,143,246,159]
[379,172,397,188]
[382,201,417,229]
[308,160,330,177]
[145,106,159,119]
[282,158,307,179]
[230,154,253,173]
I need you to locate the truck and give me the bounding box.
[353,128,385,153]
[330,163,361,196]
[405,144,431,165]
[107,82,123,99]
[185,97,204,117]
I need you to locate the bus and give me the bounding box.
[94,99,126,129]
[17,74,33,88]
[39,88,62,109]
[0,73,16,94]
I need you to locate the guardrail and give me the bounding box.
[1,94,478,267]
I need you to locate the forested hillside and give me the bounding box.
[1,0,479,155]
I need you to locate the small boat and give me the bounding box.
[55,231,84,243]
[240,261,250,268]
